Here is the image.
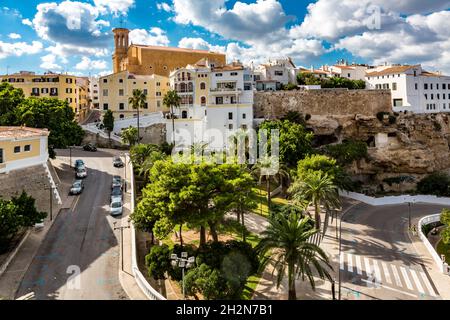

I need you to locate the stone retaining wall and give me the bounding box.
[254,89,392,118]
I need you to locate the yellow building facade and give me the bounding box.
[112,28,227,77]
[99,71,170,119]
[0,126,49,174]
[0,72,90,122]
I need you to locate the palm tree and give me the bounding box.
[289,171,340,231]
[128,89,147,143]
[251,155,278,210]
[256,212,332,300]
[163,90,182,144]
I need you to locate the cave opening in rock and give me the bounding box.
[312,134,338,147]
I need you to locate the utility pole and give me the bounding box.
[114,222,130,271]
[49,187,53,221]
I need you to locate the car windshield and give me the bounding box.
[114,157,121,161]
[75,160,84,166]
[111,202,122,208]
[112,188,121,195]
[73,182,81,188]
[113,176,121,181]
[77,169,86,173]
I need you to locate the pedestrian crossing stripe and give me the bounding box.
[340,253,438,297]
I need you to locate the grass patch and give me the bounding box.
[437,240,450,265]
[240,274,262,300]
[251,187,289,218]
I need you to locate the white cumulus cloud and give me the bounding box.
[8,33,21,40]
[93,0,135,16]
[75,56,108,70]
[0,40,43,59]
[129,27,170,46]
[157,2,173,12]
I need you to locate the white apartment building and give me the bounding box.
[89,77,99,109]
[167,59,254,149]
[320,64,369,81]
[365,65,450,113]
[254,57,298,91]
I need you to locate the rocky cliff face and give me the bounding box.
[306,113,450,193]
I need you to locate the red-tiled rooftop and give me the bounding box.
[0,126,49,139]
[132,44,225,55]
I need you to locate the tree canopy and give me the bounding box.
[259,119,313,168]
[0,83,84,149]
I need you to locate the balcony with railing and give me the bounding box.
[210,87,243,95]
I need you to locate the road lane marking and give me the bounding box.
[400,267,414,290]
[340,253,344,270]
[361,279,416,298]
[347,254,353,273]
[391,264,403,287]
[71,195,81,212]
[372,260,382,284]
[355,255,363,275]
[364,257,372,275]
[409,269,424,294]
[419,271,437,297]
[381,262,392,284]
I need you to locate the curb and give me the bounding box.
[0,230,32,278]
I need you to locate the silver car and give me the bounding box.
[110,197,123,216]
[70,180,84,195]
[112,175,123,189]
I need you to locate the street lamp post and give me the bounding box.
[69,146,73,168]
[45,185,58,222]
[113,222,130,272]
[171,252,195,299]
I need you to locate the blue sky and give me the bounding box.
[0,0,449,76]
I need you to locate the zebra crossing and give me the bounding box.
[340,253,439,298]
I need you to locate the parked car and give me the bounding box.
[70,180,84,195]
[112,175,123,189]
[74,159,85,170]
[110,197,123,216]
[83,144,97,152]
[111,186,122,201]
[113,156,124,168]
[76,167,88,179]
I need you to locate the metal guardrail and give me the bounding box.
[127,154,166,300]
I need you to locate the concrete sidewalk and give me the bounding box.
[116,157,148,300]
[0,158,74,300]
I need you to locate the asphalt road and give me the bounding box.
[16,148,128,300]
[339,201,448,300]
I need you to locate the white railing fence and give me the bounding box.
[128,154,166,300]
[340,190,450,206]
[418,214,448,274]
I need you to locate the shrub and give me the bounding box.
[282,83,298,90]
[323,140,368,165]
[417,172,450,197]
[145,244,171,280]
[382,176,415,186]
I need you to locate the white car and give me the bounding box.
[76,167,87,179]
[110,197,123,217]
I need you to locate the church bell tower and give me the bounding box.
[112,28,130,73]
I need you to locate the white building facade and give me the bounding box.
[166,59,254,149]
[254,58,298,91]
[89,77,99,109]
[366,65,450,113]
